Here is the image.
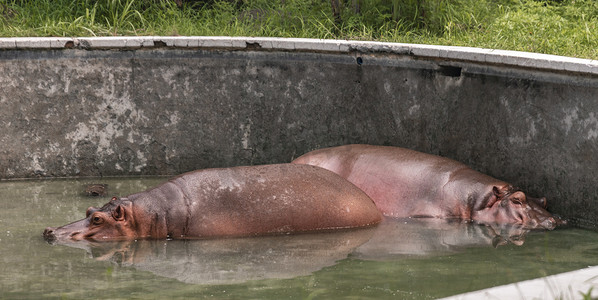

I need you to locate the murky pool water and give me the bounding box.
[1,177,597,299]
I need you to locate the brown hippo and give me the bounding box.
[292,144,564,229]
[84,184,108,197]
[43,164,382,243]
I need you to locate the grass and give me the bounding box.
[0,0,597,59]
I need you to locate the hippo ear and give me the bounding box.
[491,186,506,203]
[492,186,501,197]
[482,186,501,208]
[112,205,126,221]
[493,186,511,198]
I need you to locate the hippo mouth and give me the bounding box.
[42,216,97,244]
[43,227,100,245]
[42,227,83,244]
[528,204,567,230]
[539,214,567,230]
[43,224,96,244]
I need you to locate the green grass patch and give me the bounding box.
[0,0,596,59]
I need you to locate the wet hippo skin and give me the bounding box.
[43,164,382,242]
[292,144,565,229]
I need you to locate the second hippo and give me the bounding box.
[292,144,564,229]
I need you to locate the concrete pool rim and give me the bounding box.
[1,36,597,76]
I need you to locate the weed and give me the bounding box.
[579,286,594,300]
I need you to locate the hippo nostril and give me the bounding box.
[542,217,556,229]
[43,227,54,236]
[43,227,57,243]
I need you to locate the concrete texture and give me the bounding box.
[0,37,597,228]
[441,265,598,300]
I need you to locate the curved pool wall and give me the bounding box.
[1,37,597,228]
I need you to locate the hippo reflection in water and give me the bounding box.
[50,218,531,285]
[293,144,566,230]
[352,218,530,261]
[60,228,376,285]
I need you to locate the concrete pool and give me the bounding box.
[1,36,597,298]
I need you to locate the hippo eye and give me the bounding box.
[91,215,104,226]
[512,198,523,205]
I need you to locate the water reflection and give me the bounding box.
[48,218,531,285]
[3,179,593,299]
[54,228,377,285]
[352,218,529,261]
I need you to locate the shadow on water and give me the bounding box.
[1,177,597,299]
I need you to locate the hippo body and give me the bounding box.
[292,144,563,229]
[44,164,382,242]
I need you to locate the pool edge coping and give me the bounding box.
[0,36,596,75]
[440,265,598,299]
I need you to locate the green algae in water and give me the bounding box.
[1,177,597,299]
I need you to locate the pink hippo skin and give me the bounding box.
[292,144,564,229]
[43,164,382,243]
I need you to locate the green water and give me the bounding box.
[1,177,598,299]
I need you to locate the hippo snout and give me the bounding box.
[43,227,57,243]
[540,217,556,230]
[537,215,566,230]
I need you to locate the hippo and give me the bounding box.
[292,144,565,229]
[84,184,108,197]
[43,164,382,243]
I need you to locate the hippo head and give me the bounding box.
[43,197,137,243]
[473,186,565,230]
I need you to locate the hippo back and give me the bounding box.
[293,145,475,217]
[149,163,382,238]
